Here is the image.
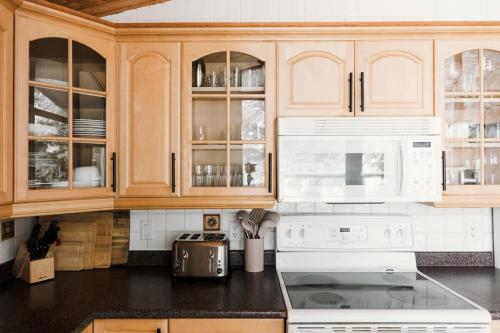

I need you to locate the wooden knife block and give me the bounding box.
[12,243,55,284]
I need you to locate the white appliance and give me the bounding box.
[276,214,491,333]
[278,117,442,203]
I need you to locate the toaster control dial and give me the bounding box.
[217,268,223,274]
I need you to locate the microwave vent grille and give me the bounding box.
[278,117,441,136]
[292,325,489,333]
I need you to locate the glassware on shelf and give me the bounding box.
[485,146,500,185]
[191,52,226,92]
[445,50,480,93]
[484,99,500,139]
[444,98,480,139]
[483,49,500,92]
[28,140,68,189]
[446,142,481,185]
[192,59,205,88]
[192,98,226,141]
[230,98,265,141]
[230,144,265,187]
[29,86,68,137]
[230,52,265,92]
[193,125,206,141]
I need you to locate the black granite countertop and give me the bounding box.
[420,267,500,320]
[0,266,286,333]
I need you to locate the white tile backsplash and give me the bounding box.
[127,204,493,253]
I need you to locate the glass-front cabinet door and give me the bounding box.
[437,41,500,204]
[182,43,275,197]
[15,18,115,203]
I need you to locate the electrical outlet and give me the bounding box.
[141,219,153,240]
[466,221,480,241]
[229,221,243,241]
[1,220,14,241]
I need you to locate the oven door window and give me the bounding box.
[278,137,401,202]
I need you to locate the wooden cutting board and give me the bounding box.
[40,212,114,269]
[111,211,130,265]
[40,221,96,270]
[54,241,84,271]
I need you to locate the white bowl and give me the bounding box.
[73,166,101,182]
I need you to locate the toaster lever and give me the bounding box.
[209,249,214,272]
[181,249,189,272]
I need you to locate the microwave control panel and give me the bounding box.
[405,137,441,199]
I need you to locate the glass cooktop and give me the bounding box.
[281,272,476,310]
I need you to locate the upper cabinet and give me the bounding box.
[118,42,180,197]
[278,40,433,117]
[355,40,433,116]
[14,14,116,203]
[0,2,14,206]
[436,41,500,206]
[278,41,354,117]
[181,42,276,198]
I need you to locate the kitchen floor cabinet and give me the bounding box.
[14,11,116,210]
[181,42,276,198]
[278,40,433,117]
[169,319,284,333]
[435,40,500,207]
[0,1,14,210]
[94,319,168,333]
[118,42,180,197]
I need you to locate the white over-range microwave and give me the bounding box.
[277,117,442,203]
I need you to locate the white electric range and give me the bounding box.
[276,214,491,333]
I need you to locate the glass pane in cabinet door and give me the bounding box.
[484,97,500,139]
[446,142,481,186]
[230,144,265,187]
[192,98,226,141]
[230,52,265,93]
[28,140,68,189]
[73,143,106,188]
[192,145,227,187]
[445,50,480,93]
[73,41,106,91]
[445,97,480,139]
[29,38,68,86]
[73,93,106,138]
[230,98,265,141]
[192,52,226,92]
[29,86,68,137]
[485,144,500,185]
[483,49,500,92]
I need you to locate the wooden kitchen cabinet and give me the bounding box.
[118,42,181,197]
[435,40,500,207]
[94,319,168,333]
[169,319,284,333]
[181,42,276,199]
[278,41,354,117]
[355,40,433,116]
[14,10,116,210]
[0,1,15,209]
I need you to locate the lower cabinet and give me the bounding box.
[169,319,284,333]
[93,319,169,333]
[90,319,284,333]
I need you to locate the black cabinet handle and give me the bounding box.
[171,152,176,193]
[360,72,365,112]
[348,72,353,113]
[268,153,273,193]
[442,151,447,191]
[156,329,161,333]
[111,152,116,193]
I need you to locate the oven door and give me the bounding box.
[278,136,402,203]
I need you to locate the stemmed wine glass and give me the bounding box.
[486,151,499,185]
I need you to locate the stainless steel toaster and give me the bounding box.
[172,233,229,278]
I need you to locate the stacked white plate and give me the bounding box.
[73,119,106,137]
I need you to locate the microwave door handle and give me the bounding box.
[399,143,404,196]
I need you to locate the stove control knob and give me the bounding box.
[299,228,306,238]
[287,229,294,239]
[384,227,391,239]
[396,227,405,239]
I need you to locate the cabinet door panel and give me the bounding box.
[169,319,284,333]
[0,2,14,205]
[94,319,168,333]
[279,41,354,116]
[356,40,433,116]
[119,42,180,197]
